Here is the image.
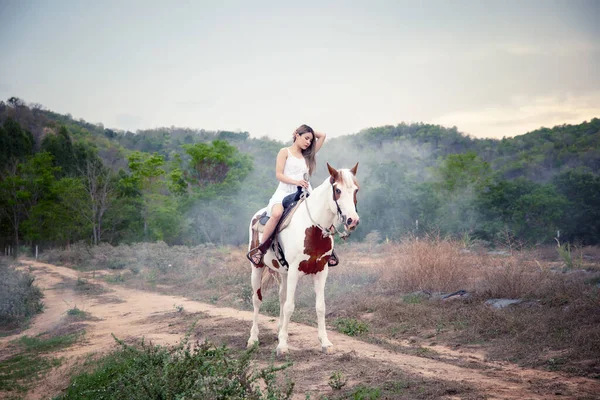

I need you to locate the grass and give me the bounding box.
[37,238,600,378]
[0,333,78,393]
[66,306,92,320]
[56,330,294,400]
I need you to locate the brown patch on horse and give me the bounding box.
[272,259,280,269]
[250,216,265,268]
[257,288,262,301]
[299,226,332,274]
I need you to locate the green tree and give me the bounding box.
[0,118,34,169]
[432,152,493,236]
[553,169,600,244]
[0,153,58,255]
[126,152,167,239]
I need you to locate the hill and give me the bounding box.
[0,97,598,249]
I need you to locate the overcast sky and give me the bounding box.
[1,0,598,141]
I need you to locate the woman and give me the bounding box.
[247,124,338,267]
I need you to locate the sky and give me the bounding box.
[0,0,598,142]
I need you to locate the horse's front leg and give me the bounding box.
[276,267,299,356]
[314,268,333,353]
[247,266,263,348]
[278,272,288,334]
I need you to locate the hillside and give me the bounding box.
[0,97,599,248]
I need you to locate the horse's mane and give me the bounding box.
[317,168,358,189]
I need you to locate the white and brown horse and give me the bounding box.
[247,163,360,355]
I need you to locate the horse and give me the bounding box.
[247,163,360,356]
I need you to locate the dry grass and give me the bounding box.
[36,238,600,377]
[380,235,475,293]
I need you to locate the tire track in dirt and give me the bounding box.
[2,260,599,400]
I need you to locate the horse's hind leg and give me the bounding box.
[247,266,263,348]
[314,270,333,353]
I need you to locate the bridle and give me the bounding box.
[303,177,356,240]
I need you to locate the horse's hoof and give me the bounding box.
[276,346,288,357]
[321,345,334,354]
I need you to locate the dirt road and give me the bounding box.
[2,260,599,399]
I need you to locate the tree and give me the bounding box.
[553,169,600,244]
[0,118,34,169]
[0,153,58,255]
[52,159,117,245]
[126,152,166,239]
[41,126,76,176]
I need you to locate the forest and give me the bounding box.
[1,96,599,254]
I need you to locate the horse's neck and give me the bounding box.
[304,180,336,227]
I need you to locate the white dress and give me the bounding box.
[266,148,312,216]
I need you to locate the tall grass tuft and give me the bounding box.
[382,235,472,293]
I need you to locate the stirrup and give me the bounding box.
[328,250,339,267]
[247,247,264,266]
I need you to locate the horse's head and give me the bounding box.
[327,162,360,232]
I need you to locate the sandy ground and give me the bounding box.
[2,260,600,400]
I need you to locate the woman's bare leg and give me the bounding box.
[248,204,284,264]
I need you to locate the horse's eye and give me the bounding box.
[335,188,341,195]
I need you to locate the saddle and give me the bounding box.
[251,188,307,269]
[251,188,306,234]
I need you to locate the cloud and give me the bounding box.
[433,92,600,138]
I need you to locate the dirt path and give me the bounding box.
[2,260,600,399]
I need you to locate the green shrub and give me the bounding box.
[57,334,294,400]
[334,318,369,336]
[106,259,127,270]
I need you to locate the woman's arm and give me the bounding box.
[313,131,327,153]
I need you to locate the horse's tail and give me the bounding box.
[261,267,280,293]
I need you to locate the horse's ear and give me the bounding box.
[350,163,359,176]
[327,163,339,183]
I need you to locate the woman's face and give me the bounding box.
[296,132,314,150]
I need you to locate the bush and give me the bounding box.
[57,334,294,400]
[0,261,44,328]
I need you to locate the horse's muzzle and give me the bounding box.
[346,217,359,231]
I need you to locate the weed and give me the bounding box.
[334,318,369,336]
[328,371,347,390]
[348,385,381,399]
[105,273,125,283]
[556,240,583,270]
[66,306,90,320]
[174,304,184,313]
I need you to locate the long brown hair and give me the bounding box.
[293,124,316,176]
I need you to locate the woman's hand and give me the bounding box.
[296,179,309,189]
